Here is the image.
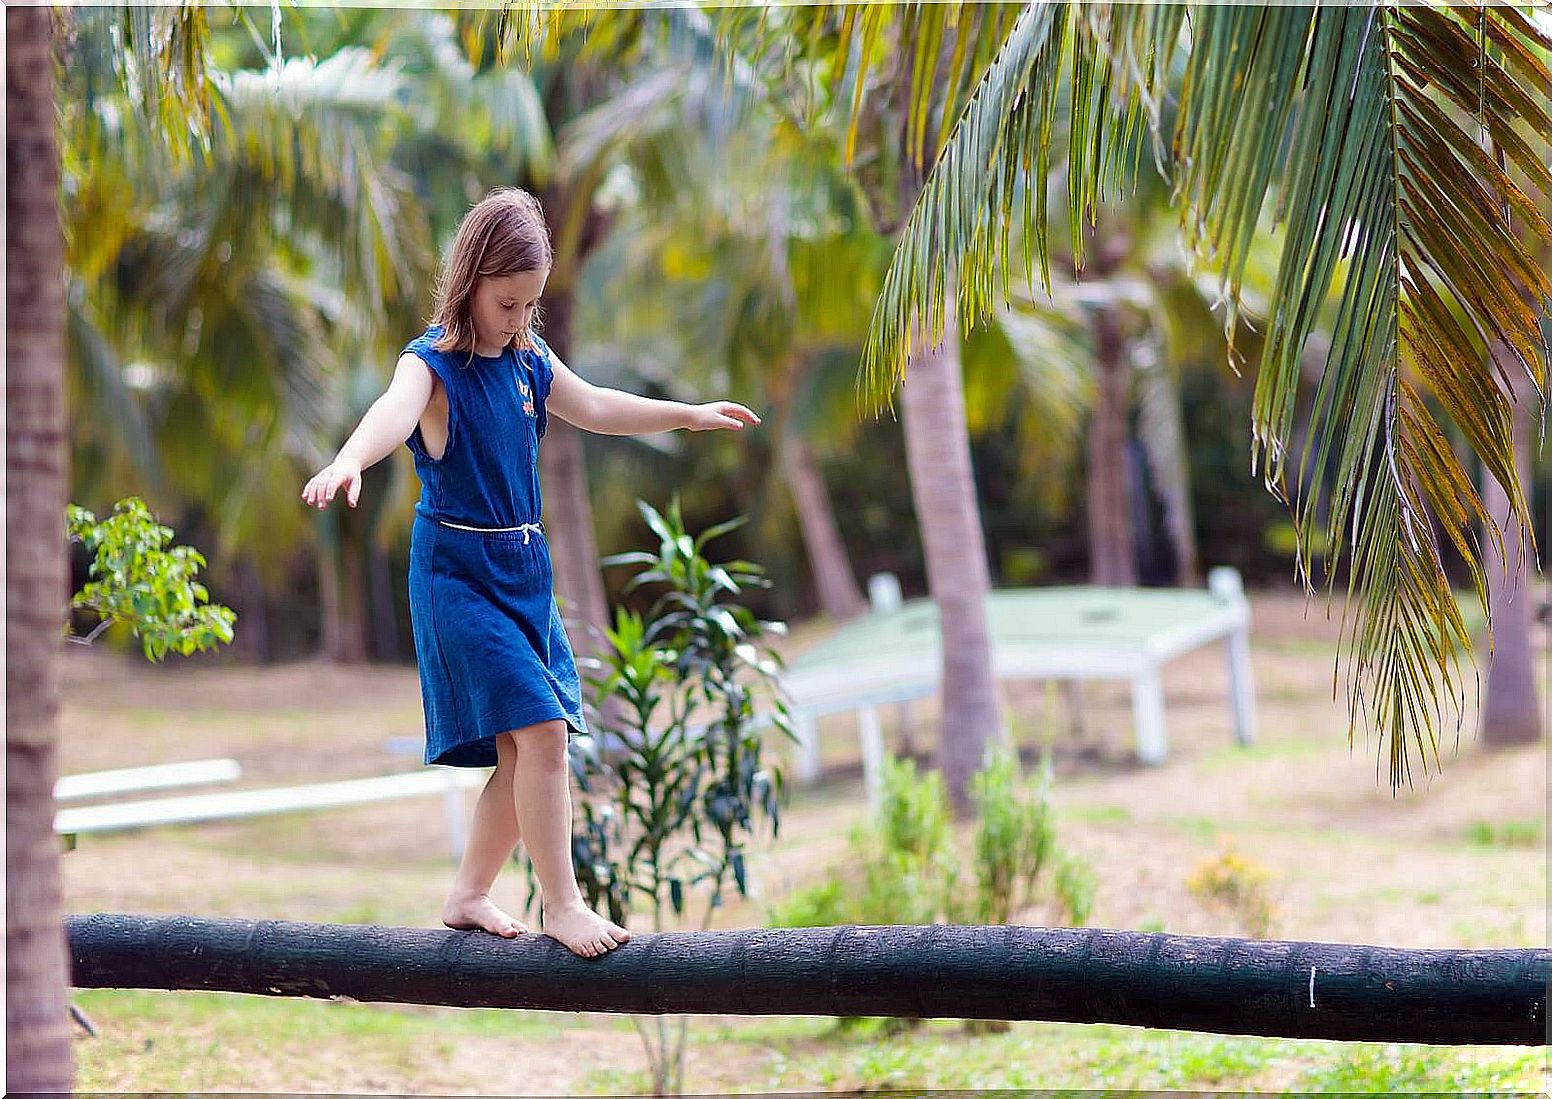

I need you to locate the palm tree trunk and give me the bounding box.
[1087,303,1136,586]
[780,431,868,620]
[899,292,1006,818]
[317,509,369,663]
[1479,354,1542,748]
[6,7,77,1090]
[369,540,399,660]
[533,291,610,667]
[340,520,371,662]
[1136,360,1201,585]
[225,555,271,663]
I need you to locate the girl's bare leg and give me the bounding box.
[508,721,631,957]
[441,734,530,936]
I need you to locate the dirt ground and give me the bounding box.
[55,590,1547,1092]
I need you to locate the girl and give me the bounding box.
[301,187,760,958]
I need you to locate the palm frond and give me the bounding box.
[1174,3,1551,786]
[857,2,1070,412]
[214,49,435,315]
[66,293,172,501]
[848,0,1547,787]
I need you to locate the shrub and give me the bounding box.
[66,496,236,661]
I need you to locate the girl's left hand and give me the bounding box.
[687,401,761,431]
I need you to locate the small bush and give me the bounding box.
[1186,835,1278,938]
[66,496,236,661]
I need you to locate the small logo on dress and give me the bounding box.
[518,379,535,418]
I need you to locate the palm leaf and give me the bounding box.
[1176,4,1550,786]
[856,0,1550,788]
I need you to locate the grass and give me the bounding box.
[580,1015,1546,1093]
[1464,817,1545,848]
[72,988,1549,1094]
[1289,1042,1546,1091]
[73,988,636,1091]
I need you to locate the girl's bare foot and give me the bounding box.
[541,899,631,957]
[442,892,530,937]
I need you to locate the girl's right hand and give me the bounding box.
[302,460,363,509]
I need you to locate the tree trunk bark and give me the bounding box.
[1087,303,1136,586]
[899,293,1006,818]
[316,508,369,663]
[1136,360,1201,585]
[70,912,1546,1043]
[339,518,370,662]
[780,431,868,621]
[7,7,77,1090]
[225,555,270,664]
[369,540,399,661]
[1479,358,1543,749]
[533,290,611,673]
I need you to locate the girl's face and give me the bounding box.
[471,267,549,354]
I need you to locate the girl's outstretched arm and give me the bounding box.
[302,353,434,508]
[545,345,759,436]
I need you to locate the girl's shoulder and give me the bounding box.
[402,326,462,386]
[405,323,445,354]
[403,324,459,370]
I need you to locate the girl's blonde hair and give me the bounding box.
[430,187,553,360]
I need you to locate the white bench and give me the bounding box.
[55,768,489,860]
[781,567,1257,809]
[55,758,243,801]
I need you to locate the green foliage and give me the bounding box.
[768,741,1095,931]
[1185,835,1278,939]
[964,742,1054,925]
[1291,1043,1545,1092]
[65,496,236,663]
[1051,850,1097,927]
[538,497,796,932]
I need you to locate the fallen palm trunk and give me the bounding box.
[67,913,1546,1044]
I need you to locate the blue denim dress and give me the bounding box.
[403,324,586,767]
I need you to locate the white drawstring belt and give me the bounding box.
[436,518,545,544]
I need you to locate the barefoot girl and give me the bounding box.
[301,187,760,957]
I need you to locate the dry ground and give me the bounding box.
[57,590,1547,1092]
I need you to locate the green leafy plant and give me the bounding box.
[1186,835,1278,939]
[531,497,794,1096]
[65,496,236,662]
[964,741,1056,926]
[766,742,1096,1036]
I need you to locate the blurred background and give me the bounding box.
[60,6,1548,666]
[37,5,1549,1092]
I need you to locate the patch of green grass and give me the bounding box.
[1291,1042,1546,1091]
[69,989,1550,1093]
[579,1065,657,1093]
[1060,804,1133,825]
[693,1017,1546,1094]
[72,987,603,1089]
[1464,817,1545,848]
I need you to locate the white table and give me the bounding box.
[780,567,1256,807]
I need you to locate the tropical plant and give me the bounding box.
[535,498,793,1095]
[66,496,237,662]
[578,104,893,619]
